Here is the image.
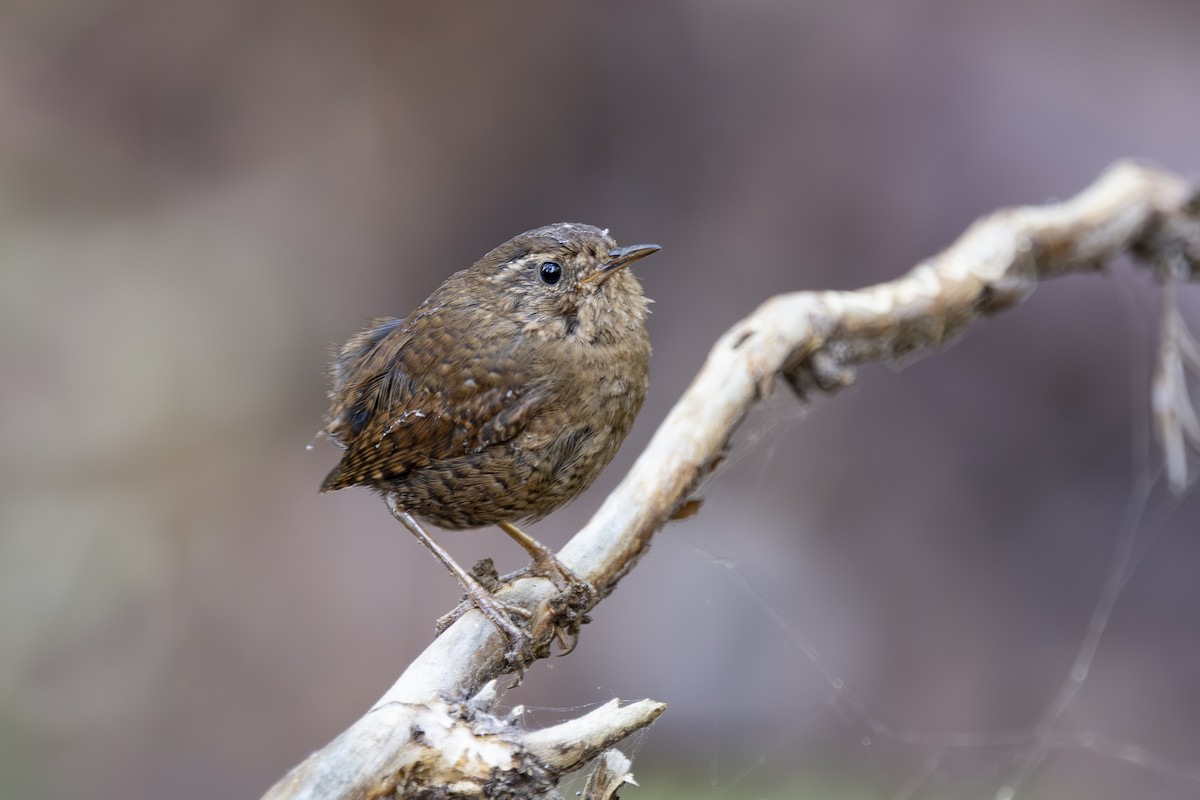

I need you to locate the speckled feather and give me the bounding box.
[319,223,653,530]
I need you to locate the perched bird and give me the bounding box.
[317,223,658,645]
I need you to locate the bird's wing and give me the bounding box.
[318,304,552,492]
[321,315,406,449]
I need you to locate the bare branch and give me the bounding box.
[263,160,1200,800]
[1154,285,1200,491]
[517,699,667,771]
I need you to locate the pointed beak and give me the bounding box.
[583,243,661,285]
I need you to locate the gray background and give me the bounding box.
[2,2,1199,798]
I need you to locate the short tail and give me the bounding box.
[319,464,350,493]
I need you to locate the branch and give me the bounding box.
[263,160,1200,799]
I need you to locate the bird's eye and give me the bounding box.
[539,261,562,285]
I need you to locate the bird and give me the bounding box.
[316,222,659,647]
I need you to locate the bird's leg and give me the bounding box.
[386,497,530,651]
[498,522,594,655]
[497,522,585,590]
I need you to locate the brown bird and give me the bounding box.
[317,223,658,646]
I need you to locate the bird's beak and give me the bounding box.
[583,243,661,285]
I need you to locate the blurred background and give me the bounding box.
[2,1,1199,798]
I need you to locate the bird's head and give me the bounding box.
[469,222,659,343]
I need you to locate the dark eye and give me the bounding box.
[539,261,562,285]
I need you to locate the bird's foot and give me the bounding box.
[497,521,595,592]
[543,578,593,656]
[386,503,533,669]
[496,543,595,657]
[435,559,533,670]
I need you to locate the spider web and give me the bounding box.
[677,471,1199,799]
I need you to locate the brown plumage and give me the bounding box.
[318,223,657,532]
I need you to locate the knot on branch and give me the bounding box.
[1135,180,1200,282]
[784,349,856,401]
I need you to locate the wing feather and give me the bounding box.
[318,293,552,492]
